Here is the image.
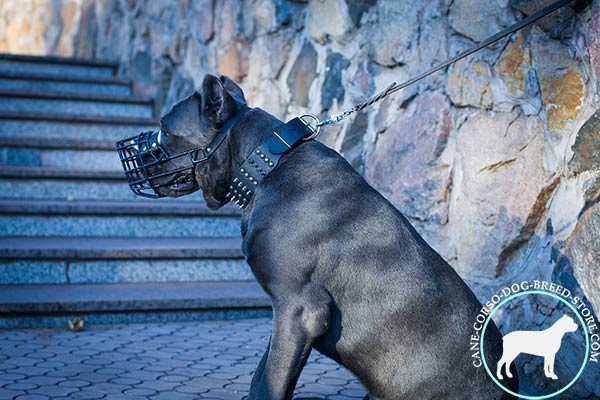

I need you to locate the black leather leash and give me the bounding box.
[317,0,582,127]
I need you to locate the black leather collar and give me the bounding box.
[227,117,316,208]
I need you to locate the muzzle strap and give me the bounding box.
[228,116,316,208]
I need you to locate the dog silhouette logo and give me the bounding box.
[497,314,578,381]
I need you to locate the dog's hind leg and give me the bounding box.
[496,354,517,380]
[248,287,332,400]
[504,354,516,379]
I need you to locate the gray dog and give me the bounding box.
[149,74,518,399]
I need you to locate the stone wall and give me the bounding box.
[2,0,600,396]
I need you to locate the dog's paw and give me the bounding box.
[496,372,504,380]
[547,373,559,380]
[506,372,513,379]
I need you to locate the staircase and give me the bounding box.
[0,54,270,329]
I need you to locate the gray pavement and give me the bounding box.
[0,318,367,399]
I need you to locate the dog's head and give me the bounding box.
[557,315,578,333]
[149,74,248,208]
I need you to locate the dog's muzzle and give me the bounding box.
[116,99,250,199]
[115,130,207,198]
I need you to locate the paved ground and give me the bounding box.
[0,318,367,400]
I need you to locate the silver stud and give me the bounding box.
[229,185,233,190]
[269,162,274,167]
[256,149,261,154]
[244,172,249,177]
[240,168,245,173]
[207,148,211,152]
[260,154,265,159]
[253,181,258,185]
[264,157,269,162]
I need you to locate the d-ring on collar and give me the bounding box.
[227,114,320,208]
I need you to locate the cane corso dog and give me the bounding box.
[152,74,518,399]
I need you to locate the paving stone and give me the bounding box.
[123,387,159,396]
[3,382,39,390]
[80,382,130,394]
[15,343,45,351]
[15,395,52,400]
[18,376,65,386]
[34,360,66,369]
[58,379,92,388]
[72,373,113,384]
[0,362,18,371]
[134,379,180,392]
[0,387,27,398]
[142,365,174,373]
[174,383,211,394]
[28,385,79,397]
[45,370,79,378]
[70,390,107,399]
[0,372,27,381]
[150,392,198,400]
[109,377,142,386]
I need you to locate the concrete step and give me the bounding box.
[0,90,154,119]
[0,53,118,80]
[0,166,198,201]
[0,199,241,216]
[0,115,155,142]
[0,199,241,238]
[0,137,120,170]
[0,72,132,96]
[0,281,270,329]
[0,237,249,284]
[0,236,243,259]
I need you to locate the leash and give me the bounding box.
[314,0,576,130]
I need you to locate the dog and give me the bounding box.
[150,74,519,399]
[497,314,577,381]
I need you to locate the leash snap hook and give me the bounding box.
[299,113,321,140]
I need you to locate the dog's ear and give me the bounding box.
[220,75,246,102]
[201,74,237,128]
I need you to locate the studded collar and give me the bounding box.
[227,117,316,208]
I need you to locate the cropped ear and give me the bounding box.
[201,74,237,128]
[220,75,246,102]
